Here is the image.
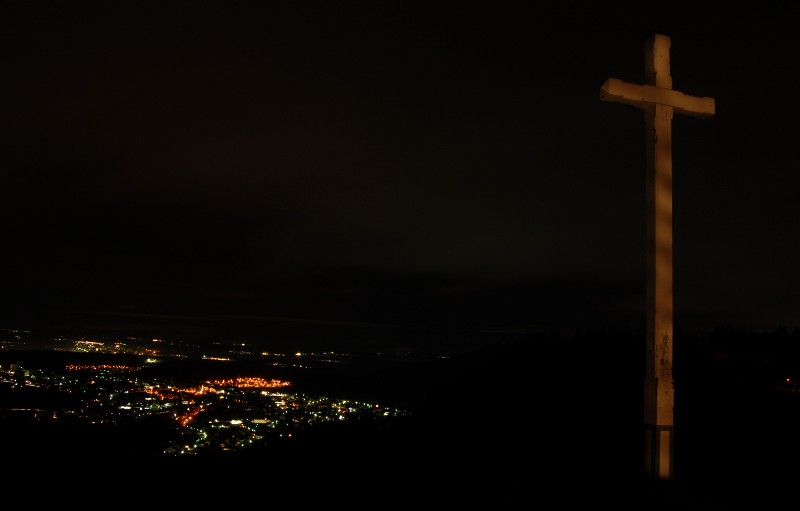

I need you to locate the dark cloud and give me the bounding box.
[2,2,799,347]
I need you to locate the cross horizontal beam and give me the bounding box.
[600,77,715,118]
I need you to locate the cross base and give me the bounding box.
[644,423,674,479]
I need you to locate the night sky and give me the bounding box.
[2,2,798,350]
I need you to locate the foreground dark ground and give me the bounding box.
[5,327,800,508]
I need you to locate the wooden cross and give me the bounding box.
[600,34,715,480]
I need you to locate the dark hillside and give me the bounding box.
[5,328,800,508]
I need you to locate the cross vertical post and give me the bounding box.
[600,34,715,480]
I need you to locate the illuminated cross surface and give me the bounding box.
[600,34,715,479]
